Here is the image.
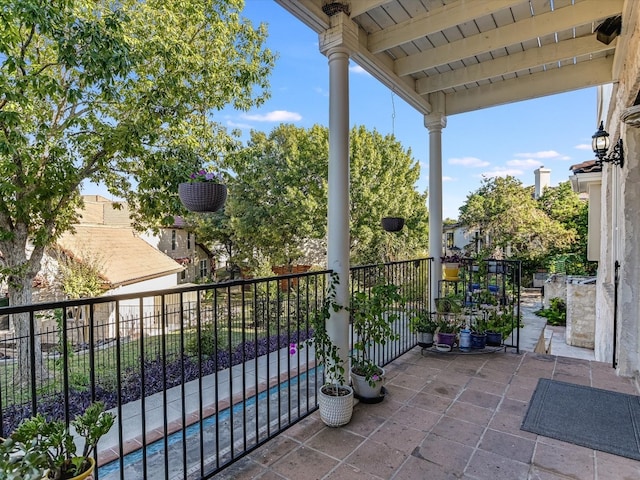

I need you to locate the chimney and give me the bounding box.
[534,166,551,199]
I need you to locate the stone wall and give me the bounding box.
[542,274,566,309]
[543,274,596,350]
[566,278,596,349]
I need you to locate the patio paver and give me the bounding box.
[231,348,640,479]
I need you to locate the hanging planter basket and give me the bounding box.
[178,182,227,213]
[381,216,404,232]
[322,2,350,16]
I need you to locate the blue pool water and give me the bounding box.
[98,369,316,477]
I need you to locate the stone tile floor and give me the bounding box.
[218,348,640,479]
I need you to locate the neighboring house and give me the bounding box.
[442,223,481,257]
[139,216,216,284]
[21,196,189,343]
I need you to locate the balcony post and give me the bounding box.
[320,13,357,383]
[425,109,447,309]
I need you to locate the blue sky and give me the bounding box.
[218,1,599,219]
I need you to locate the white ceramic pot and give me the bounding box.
[318,384,354,427]
[350,367,385,399]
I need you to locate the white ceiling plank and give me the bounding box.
[445,56,614,115]
[351,0,395,18]
[368,0,526,53]
[416,36,615,94]
[351,50,433,114]
[395,0,623,76]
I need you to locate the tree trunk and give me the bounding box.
[3,233,51,387]
[10,284,50,387]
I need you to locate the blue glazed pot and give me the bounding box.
[470,332,486,349]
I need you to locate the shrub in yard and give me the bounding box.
[186,322,224,358]
[535,297,566,326]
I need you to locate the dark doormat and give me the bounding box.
[521,378,640,460]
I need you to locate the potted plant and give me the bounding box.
[0,401,115,480]
[409,309,437,347]
[441,253,463,281]
[292,273,353,427]
[470,316,488,349]
[434,317,460,352]
[178,169,227,212]
[349,282,402,401]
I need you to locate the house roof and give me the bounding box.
[276,0,627,116]
[569,159,603,173]
[57,225,184,288]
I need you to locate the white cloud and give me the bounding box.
[448,156,490,167]
[226,120,253,129]
[242,110,302,122]
[349,64,369,75]
[575,143,592,150]
[480,168,524,178]
[514,150,561,159]
[506,158,545,168]
[442,176,455,182]
[315,86,329,97]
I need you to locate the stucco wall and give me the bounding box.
[596,1,640,374]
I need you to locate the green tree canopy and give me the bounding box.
[214,124,429,270]
[223,124,329,267]
[458,176,575,262]
[0,0,275,382]
[538,181,594,274]
[1,0,274,298]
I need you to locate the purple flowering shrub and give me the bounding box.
[1,329,313,435]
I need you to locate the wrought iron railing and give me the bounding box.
[0,258,431,479]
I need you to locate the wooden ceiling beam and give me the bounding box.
[395,0,623,77]
[416,36,615,94]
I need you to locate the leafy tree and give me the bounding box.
[57,251,106,300]
[349,126,428,264]
[0,0,275,384]
[219,124,429,269]
[458,176,575,264]
[538,181,595,275]
[223,124,329,268]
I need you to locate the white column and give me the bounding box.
[325,46,350,382]
[425,113,446,308]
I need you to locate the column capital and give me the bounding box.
[319,12,359,56]
[424,112,447,131]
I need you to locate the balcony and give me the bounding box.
[1,257,637,479]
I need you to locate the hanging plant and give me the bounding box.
[322,2,350,16]
[381,216,404,232]
[178,169,227,213]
